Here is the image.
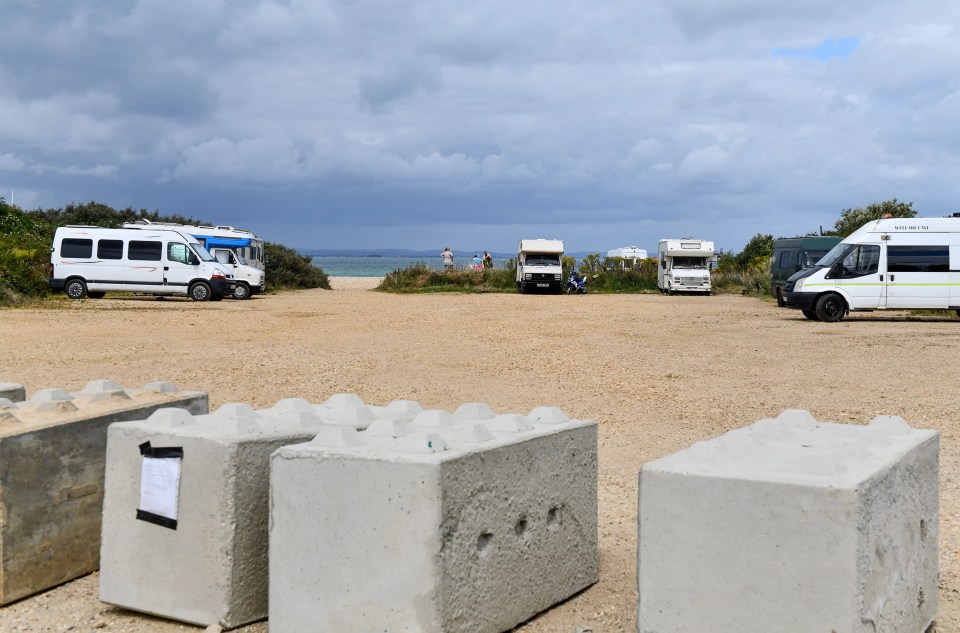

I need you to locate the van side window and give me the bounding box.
[887,246,949,273]
[61,238,93,258]
[778,251,791,268]
[128,240,162,261]
[838,245,880,277]
[167,243,192,264]
[97,239,123,260]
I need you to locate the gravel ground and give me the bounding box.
[1,281,958,632]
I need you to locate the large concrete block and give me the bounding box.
[270,403,598,633]
[637,410,939,633]
[0,380,208,605]
[0,382,25,402]
[98,396,367,629]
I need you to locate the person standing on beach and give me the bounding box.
[482,251,493,269]
[441,246,454,268]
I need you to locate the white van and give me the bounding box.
[49,226,236,301]
[658,239,714,294]
[783,216,960,322]
[516,239,564,294]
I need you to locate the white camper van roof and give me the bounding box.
[659,239,715,257]
[519,238,564,253]
[607,246,647,258]
[849,216,960,239]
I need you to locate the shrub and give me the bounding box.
[0,202,55,304]
[268,242,331,290]
[379,263,515,293]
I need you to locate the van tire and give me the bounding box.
[801,309,819,320]
[776,288,785,307]
[65,279,88,300]
[87,291,106,299]
[233,283,251,300]
[189,282,212,302]
[815,293,846,322]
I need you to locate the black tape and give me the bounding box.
[139,441,184,459]
[136,510,178,530]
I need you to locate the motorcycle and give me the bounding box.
[566,272,587,294]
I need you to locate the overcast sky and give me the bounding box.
[2,1,959,253]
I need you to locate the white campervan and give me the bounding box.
[123,220,266,299]
[783,216,960,322]
[658,239,714,294]
[49,226,236,301]
[516,239,564,294]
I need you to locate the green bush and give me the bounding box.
[379,263,516,293]
[0,202,55,304]
[268,242,331,290]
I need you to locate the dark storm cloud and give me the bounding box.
[1,0,959,252]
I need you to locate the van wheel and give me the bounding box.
[776,288,785,307]
[801,309,819,320]
[189,282,211,301]
[65,279,88,300]
[815,293,846,322]
[233,283,250,300]
[87,291,106,299]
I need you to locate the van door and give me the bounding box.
[125,239,165,289]
[885,245,950,309]
[951,246,960,308]
[830,243,884,309]
[164,242,198,291]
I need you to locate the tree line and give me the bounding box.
[0,199,329,304]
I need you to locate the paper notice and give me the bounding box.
[138,455,182,528]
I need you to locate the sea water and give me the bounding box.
[311,256,510,277]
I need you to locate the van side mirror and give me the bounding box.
[189,254,199,266]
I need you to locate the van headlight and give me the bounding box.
[524,273,532,280]
[793,278,804,292]
[212,267,226,279]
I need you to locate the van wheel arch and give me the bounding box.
[233,282,251,300]
[776,287,785,307]
[815,292,846,323]
[64,278,88,300]
[189,281,212,301]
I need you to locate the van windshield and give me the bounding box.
[804,250,830,267]
[190,244,217,262]
[672,257,707,269]
[525,254,560,266]
[816,242,852,268]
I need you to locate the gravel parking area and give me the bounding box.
[1,285,958,632]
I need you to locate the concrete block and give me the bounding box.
[637,409,939,633]
[0,382,25,403]
[98,400,330,629]
[270,403,598,633]
[0,380,208,605]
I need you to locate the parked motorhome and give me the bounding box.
[782,216,960,322]
[606,246,648,269]
[516,239,564,294]
[770,236,842,306]
[124,221,265,299]
[657,239,714,294]
[49,226,236,301]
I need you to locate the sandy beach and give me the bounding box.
[1,283,958,632]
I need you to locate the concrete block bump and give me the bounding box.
[270,402,598,633]
[637,409,939,633]
[0,380,208,605]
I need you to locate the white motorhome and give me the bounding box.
[516,239,564,294]
[124,220,266,299]
[783,216,960,322]
[606,246,648,269]
[657,238,714,294]
[49,226,236,301]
